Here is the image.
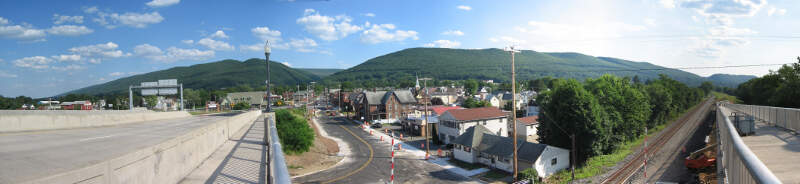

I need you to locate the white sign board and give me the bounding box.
[159,88,178,95]
[141,82,158,87]
[158,79,177,86]
[142,89,158,96]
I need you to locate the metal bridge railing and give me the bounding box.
[722,103,800,133]
[266,113,291,184]
[716,103,782,184]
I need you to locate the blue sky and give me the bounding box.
[1,0,798,97]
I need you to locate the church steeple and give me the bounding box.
[415,73,421,89]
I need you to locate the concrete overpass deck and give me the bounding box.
[0,112,241,184]
[721,107,800,183]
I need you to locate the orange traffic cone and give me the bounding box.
[398,144,403,151]
[381,136,384,141]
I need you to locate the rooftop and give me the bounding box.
[445,107,506,121]
[517,116,538,125]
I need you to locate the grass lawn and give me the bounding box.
[484,169,509,179]
[712,91,739,103]
[448,159,484,170]
[545,100,706,184]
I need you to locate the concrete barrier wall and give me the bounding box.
[0,110,191,133]
[23,110,262,184]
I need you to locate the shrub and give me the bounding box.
[233,102,250,110]
[275,109,314,154]
[519,168,539,183]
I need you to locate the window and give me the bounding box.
[482,121,486,125]
[464,146,470,153]
[551,158,557,165]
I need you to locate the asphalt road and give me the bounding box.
[292,115,477,184]
[0,112,242,184]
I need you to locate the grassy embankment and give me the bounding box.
[545,100,707,184]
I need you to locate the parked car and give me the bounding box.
[371,123,382,128]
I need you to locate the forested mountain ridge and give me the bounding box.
[64,58,319,95]
[324,48,750,87]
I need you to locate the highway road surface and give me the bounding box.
[0,112,242,184]
[293,115,478,184]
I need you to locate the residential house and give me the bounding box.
[353,90,417,123]
[402,105,464,137]
[438,107,508,144]
[222,91,269,108]
[515,116,539,143]
[61,101,92,110]
[484,94,502,107]
[452,125,570,177]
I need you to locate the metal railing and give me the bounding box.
[266,113,291,184]
[722,103,800,133]
[716,104,782,184]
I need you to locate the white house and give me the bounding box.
[452,125,570,178]
[484,94,501,107]
[438,107,508,144]
[515,116,539,143]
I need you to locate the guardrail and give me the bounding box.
[265,112,291,184]
[716,104,782,184]
[722,103,799,133]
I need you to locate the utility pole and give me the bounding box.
[265,41,272,112]
[505,45,520,180]
[571,134,576,182]
[420,77,432,159]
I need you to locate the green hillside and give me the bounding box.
[65,58,320,95]
[706,74,756,88]
[298,68,344,77]
[326,48,717,86]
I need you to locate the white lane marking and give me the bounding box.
[79,135,115,142]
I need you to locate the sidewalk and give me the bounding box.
[351,119,489,178]
[180,115,266,184]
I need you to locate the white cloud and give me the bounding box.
[134,44,214,62]
[360,22,418,44]
[52,64,86,71]
[0,70,17,78]
[181,40,194,44]
[67,42,129,63]
[51,54,81,62]
[424,40,461,48]
[660,0,676,8]
[92,11,164,29]
[239,43,262,52]
[363,13,376,17]
[83,6,99,14]
[252,26,282,41]
[197,38,234,51]
[457,5,472,11]
[14,56,53,69]
[441,30,464,36]
[296,9,362,41]
[644,18,657,26]
[209,30,229,39]
[768,7,787,16]
[109,72,124,76]
[0,17,46,40]
[281,62,292,67]
[52,14,84,24]
[47,25,93,36]
[286,38,318,52]
[680,0,766,26]
[146,0,180,7]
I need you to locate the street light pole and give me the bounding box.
[505,45,520,180]
[420,77,432,159]
[265,41,272,112]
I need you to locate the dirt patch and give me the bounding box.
[285,116,342,176]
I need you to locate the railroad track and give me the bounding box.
[601,98,713,184]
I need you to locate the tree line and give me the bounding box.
[736,62,800,108]
[535,74,707,164]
